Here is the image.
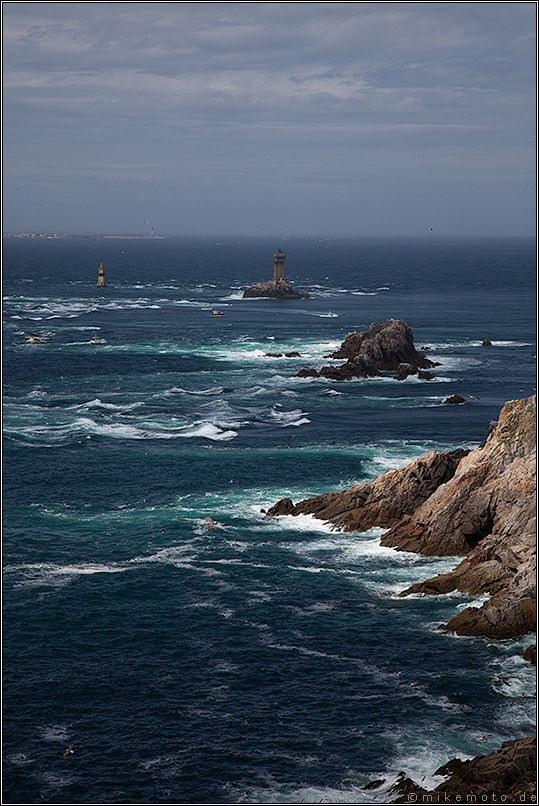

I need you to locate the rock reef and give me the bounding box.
[267,394,536,640]
[295,318,437,380]
[389,736,536,803]
[242,280,309,299]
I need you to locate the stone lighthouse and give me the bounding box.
[242,249,309,298]
[273,249,286,283]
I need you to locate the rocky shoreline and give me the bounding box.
[265,366,536,797]
[267,393,536,641]
[386,736,536,803]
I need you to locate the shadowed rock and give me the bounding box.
[266,449,468,533]
[387,395,536,639]
[266,395,536,640]
[243,280,309,299]
[296,319,437,380]
[390,737,536,803]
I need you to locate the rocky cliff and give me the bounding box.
[266,448,469,532]
[266,395,536,640]
[387,394,536,639]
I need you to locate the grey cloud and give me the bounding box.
[2,2,535,236]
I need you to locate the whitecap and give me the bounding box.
[4,561,129,589]
[163,386,225,397]
[270,407,310,427]
[41,725,71,743]
[176,422,238,441]
[71,399,141,412]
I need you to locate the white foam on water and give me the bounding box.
[41,724,71,743]
[177,422,238,441]
[5,561,130,589]
[487,645,537,734]
[235,782,382,803]
[5,753,34,767]
[221,291,244,300]
[7,416,239,443]
[257,512,338,535]
[161,385,225,397]
[428,339,533,350]
[269,406,310,427]
[72,398,141,412]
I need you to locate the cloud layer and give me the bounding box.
[3,2,536,236]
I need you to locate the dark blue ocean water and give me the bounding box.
[3,237,536,804]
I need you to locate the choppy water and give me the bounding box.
[3,236,536,804]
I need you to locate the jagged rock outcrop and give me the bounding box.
[295,319,437,380]
[389,736,536,803]
[386,395,536,638]
[266,449,468,532]
[242,280,309,299]
[267,395,536,640]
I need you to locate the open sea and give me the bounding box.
[2,236,536,804]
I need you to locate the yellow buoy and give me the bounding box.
[97,262,105,287]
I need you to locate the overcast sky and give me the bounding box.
[3,2,536,237]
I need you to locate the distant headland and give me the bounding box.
[3,232,165,240]
[243,249,309,299]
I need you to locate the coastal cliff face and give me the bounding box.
[266,448,469,532]
[388,394,536,639]
[267,395,536,640]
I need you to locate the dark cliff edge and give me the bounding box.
[266,395,536,800]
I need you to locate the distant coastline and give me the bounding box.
[3,232,166,240]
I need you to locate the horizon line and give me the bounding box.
[3,232,536,241]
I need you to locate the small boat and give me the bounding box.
[24,336,50,344]
[211,310,224,316]
[90,336,107,344]
[320,312,337,318]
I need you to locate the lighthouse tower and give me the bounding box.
[273,249,286,283]
[97,263,105,287]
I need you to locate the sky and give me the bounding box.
[2,1,537,237]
